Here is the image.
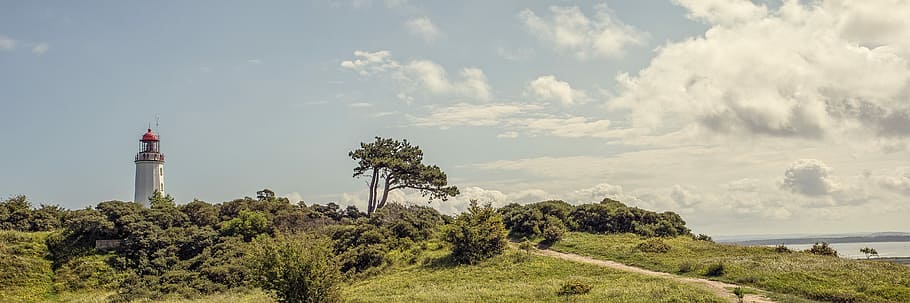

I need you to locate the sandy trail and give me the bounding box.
[532,248,776,303]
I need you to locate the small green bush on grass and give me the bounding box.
[247,233,342,303]
[705,263,725,277]
[637,238,671,253]
[806,242,837,256]
[677,262,694,273]
[557,278,593,297]
[444,201,507,265]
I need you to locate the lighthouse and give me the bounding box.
[134,128,165,205]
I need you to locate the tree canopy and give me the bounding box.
[349,137,459,214]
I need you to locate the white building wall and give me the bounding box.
[135,161,165,205]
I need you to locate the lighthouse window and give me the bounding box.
[159,168,163,176]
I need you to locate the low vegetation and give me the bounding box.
[443,201,507,265]
[499,198,690,241]
[552,232,910,303]
[343,244,727,303]
[0,230,54,302]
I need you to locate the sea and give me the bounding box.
[782,241,910,259]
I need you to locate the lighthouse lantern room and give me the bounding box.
[134,128,165,205]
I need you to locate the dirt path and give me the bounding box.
[533,248,775,303]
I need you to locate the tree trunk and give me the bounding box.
[377,176,392,210]
[367,169,379,214]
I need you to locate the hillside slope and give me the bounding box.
[344,245,728,303]
[551,232,910,303]
[0,231,54,303]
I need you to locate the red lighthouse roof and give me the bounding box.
[141,129,159,141]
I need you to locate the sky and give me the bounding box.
[2,0,909,236]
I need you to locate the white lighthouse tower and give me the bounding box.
[134,128,165,205]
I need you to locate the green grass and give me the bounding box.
[43,290,274,303]
[344,244,727,303]
[551,232,910,303]
[0,230,55,303]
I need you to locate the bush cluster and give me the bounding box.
[43,191,367,301]
[637,238,671,253]
[444,201,508,264]
[247,233,341,303]
[330,204,443,274]
[556,278,593,297]
[774,244,792,253]
[499,198,691,240]
[705,263,725,277]
[0,195,67,232]
[806,242,838,257]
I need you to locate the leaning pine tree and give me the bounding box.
[349,137,459,214]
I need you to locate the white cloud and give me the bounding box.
[31,42,48,55]
[526,75,589,105]
[781,159,837,196]
[340,50,399,76]
[405,17,441,43]
[874,168,910,196]
[247,58,261,64]
[497,131,519,139]
[413,103,539,128]
[412,103,616,138]
[519,4,647,59]
[0,35,16,50]
[348,102,373,108]
[610,0,910,140]
[341,50,492,101]
[519,116,612,138]
[283,192,304,204]
[673,0,768,25]
[403,60,491,101]
[371,111,399,118]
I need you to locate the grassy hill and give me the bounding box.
[0,231,55,303]
[344,242,726,303]
[0,230,727,303]
[551,232,910,303]
[5,229,910,303]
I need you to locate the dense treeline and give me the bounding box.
[499,198,690,241]
[0,193,692,302]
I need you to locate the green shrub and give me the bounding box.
[247,233,342,303]
[444,201,507,265]
[678,262,694,273]
[519,240,534,253]
[636,238,671,253]
[806,242,838,257]
[694,234,713,242]
[220,210,270,241]
[705,262,725,277]
[541,215,566,243]
[568,201,690,237]
[53,254,124,292]
[498,203,544,238]
[774,244,792,253]
[556,278,593,297]
[733,287,744,303]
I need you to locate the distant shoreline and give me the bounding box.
[729,235,910,246]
